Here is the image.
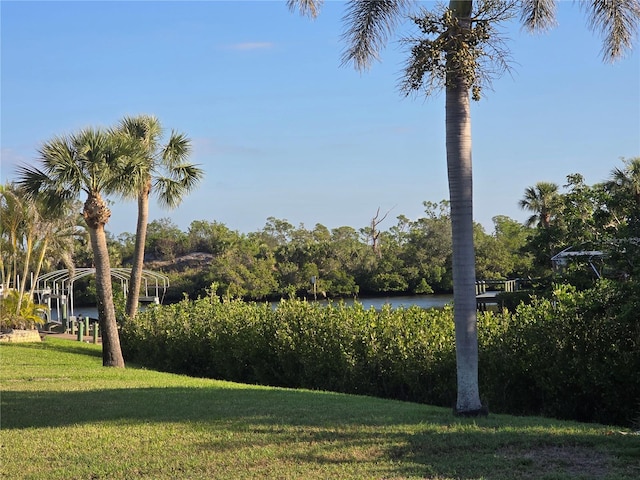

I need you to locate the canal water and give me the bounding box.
[308,294,452,310]
[63,294,453,321]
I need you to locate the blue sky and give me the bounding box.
[2,1,639,237]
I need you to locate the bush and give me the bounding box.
[480,280,640,426]
[494,290,532,311]
[120,295,457,408]
[0,291,47,330]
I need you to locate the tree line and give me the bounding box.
[107,158,636,304]
[110,202,529,302]
[6,158,636,305]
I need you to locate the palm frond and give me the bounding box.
[153,163,204,209]
[153,178,185,210]
[609,157,640,195]
[341,0,413,70]
[15,165,76,214]
[519,0,557,32]
[36,134,85,191]
[581,0,640,62]
[19,133,85,211]
[170,163,205,184]
[72,128,113,193]
[287,0,323,18]
[162,131,192,167]
[15,165,51,200]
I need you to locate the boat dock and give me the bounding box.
[475,279,520,311]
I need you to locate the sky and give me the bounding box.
[2,0,639,238]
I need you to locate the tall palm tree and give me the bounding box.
[16,127,144,367]
[116,115,203,318]
[519,181,561,229]
[289,0,639,415]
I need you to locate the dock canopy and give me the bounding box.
[551,247,605,278]
[34,268,169,319]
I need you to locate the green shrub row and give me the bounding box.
[120,293,458,406]
[120,280,639,426]
[480,281,640,426]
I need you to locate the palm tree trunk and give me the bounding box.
[125,185,150,318]
[445,19,483,412]
[10,232,18,292]
[16,233,34,314]
[88,224,125,367]
[28,237,48,300]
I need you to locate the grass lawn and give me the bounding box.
[1,338,639,479]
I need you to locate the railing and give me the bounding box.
[475,279,519,295]
[475,279,522,311]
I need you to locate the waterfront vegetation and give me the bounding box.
[2,338,639,480]
[87,161,640,304]
[3,159,639,307]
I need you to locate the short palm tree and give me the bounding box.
[27,199,82,301]
[289,0,640,414]
[0,183,25,295]
[16,127,144,367]
[116,115,203,318]
[15,191,41,313]
[519,181,561,229]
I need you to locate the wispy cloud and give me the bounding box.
[225,41,274,51]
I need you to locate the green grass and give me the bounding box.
[1,339,638,479]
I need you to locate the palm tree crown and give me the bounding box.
[609,157,640,206]
[519,181,561,229]
[18,128,143,221]
[117,115,203,209]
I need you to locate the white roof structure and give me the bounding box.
[551,247,605,278]
[35,268,169,318]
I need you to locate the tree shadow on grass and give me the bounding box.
[2,386,638,479]
[42,342,103,358]
[1,386,439,429]
[5,338,103,359]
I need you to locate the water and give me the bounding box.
[299,294,453,310]
[68,306,101,321]
[61,294,453,320]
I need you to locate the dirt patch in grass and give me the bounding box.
[499,445,611,478]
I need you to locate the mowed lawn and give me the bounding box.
[1,338,638,480]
